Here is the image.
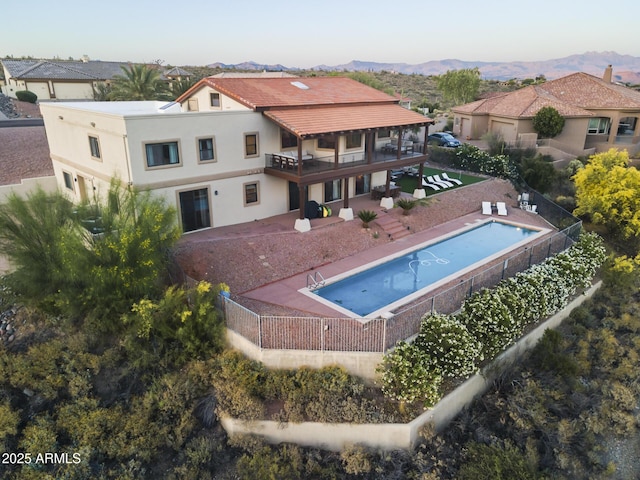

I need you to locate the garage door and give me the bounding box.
[491,121,516,144]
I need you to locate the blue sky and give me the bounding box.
[2,0,639,67]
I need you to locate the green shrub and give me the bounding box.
[414,313,482,378]
[396,198,417,215]
[123,281,226,368]
[357,209,377,228]
[15,90,38,103]
[458,441,541,480]
[377,341,442,408]
[0,399,20,448]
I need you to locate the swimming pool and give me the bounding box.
[308,220,545,318]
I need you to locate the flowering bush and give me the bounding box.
[459,288,521,359]
[459,232,606,359]
[377,341,442,408]
[379,232,606,406]
[124,281,226,366]
[453,144,516,179]
[414,313,482,378]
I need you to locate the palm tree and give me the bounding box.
[110,64,170,101]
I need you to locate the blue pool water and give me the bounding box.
[313,221,539,317]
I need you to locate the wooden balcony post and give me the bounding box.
[343,176,350,209]
[299,184,307,220]
[396,128,403,160]
[297,144,303,176]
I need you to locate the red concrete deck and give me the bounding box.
[175,178,553,318]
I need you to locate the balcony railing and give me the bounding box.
[266,146,426,177]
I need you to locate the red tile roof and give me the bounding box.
[264,104,432,137]
[454,72,640,119]
[177,77,398,109]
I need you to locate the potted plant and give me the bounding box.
[357,209,378,228]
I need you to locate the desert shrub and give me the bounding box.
[236,444,304,480]
[0,183,181,323]
[0,398,20,448]
[529,329,579,378]
[7,335,100,401]
[123,281,226,368]
[457,441,541,480]
[210,350,266,420]
[18,414,57,456]
[340,444,372,475]
[16,90,38,103]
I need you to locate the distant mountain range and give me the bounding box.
[208,51,640,83]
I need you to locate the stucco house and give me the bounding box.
[1,58,191,101]
[1,58,129,100]
[452,66,640,157]
[40,76,432,233]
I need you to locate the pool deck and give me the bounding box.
[241,208,551,318]
[176,177,556,318]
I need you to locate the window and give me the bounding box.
[587,118,611,135]
[145,141,180,167]
[187,98,199,111]
[317,136,335,150]
[244,182,259,206]
[198,137,215,162]
[377,129,391,139]
[179,188,211,232]
[324,179,342,202]
[346,133,362,149]
[210,93,220,107]
[89,136,101,159]
[244,133,259,157]
[63,171,74,191]
[281,130,298,149]
[355,174,371,195]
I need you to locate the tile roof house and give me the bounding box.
[1,58,130,100]
[1,59,189,101]
[40,76,433,232]
[452,66,640,156]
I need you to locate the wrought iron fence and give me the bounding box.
[222,220,582,353]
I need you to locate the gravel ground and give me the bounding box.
[0,98,52,186]
[174,178,546,315]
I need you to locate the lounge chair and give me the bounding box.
[421,178,441,190]
[433,174,454,188]
[482,201,492,215]
[442,172,463,185]
[427,175,450,189]
[496,202,507,216]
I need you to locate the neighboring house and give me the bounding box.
[40,76,432,233]
[163,66,193,82]
[1,58,129,100]
[452,66,640,156]
[1,58,190,101]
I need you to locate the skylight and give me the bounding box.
[291,81,310,90]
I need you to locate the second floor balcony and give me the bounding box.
[265,142,427,185]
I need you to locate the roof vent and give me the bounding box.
[291,81,310,90]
